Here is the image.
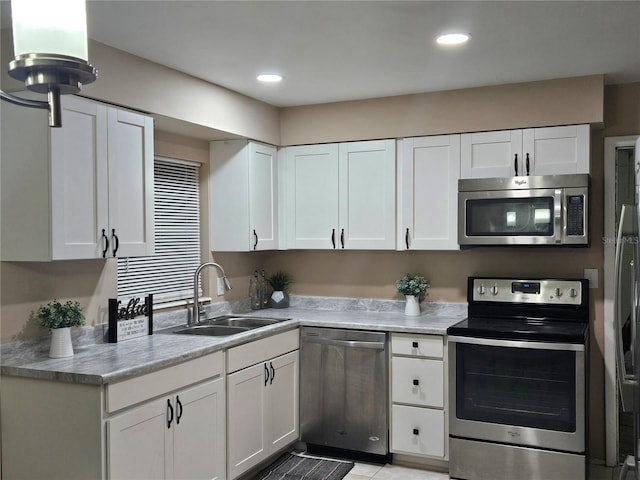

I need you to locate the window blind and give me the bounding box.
[117,157,201,304]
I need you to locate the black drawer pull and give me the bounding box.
[412,341,418,348]
[413,379,419,386]
[413,428,419,435]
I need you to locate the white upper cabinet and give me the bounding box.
[398,135,460,250]
[461,130,522,178]
[461,125,590,178]
[283,139,396,250]
[521,124,590,175]
[1,95,154,261]
[210,140,278,251]
[106,107,155,258]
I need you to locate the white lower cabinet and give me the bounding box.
[390,333,447,461]
[0,351,225,480]
[226,330,300,479]
[108,378,225,480]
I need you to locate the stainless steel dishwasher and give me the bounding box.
[300,327,389,457]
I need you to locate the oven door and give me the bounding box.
[449,336,586,453]
[458,188,562,246]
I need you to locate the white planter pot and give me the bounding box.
[49,327,74,358]
[404,295,421,316]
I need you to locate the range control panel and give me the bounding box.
[472,278,583,305]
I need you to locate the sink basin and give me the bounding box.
[171,325,249,336]
[163,315,290,337]
[210,317,282,328]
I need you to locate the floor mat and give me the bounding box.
[253,452,355,480]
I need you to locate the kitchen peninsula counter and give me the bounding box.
[0,298,466,385]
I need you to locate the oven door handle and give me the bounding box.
[448,335,585,352]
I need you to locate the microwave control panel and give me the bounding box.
[566,195,585,236]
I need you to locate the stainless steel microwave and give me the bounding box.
[458,174,590,246]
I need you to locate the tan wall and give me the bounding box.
[1,30,280,145]
[279,75,605,145]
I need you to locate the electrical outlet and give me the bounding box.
[217,277,225,296]
[584,269,598,289]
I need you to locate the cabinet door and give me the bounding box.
[50,97,109,259]
[391,404,445,458]
[173,379,226,480]
[227,362,268,479]
[392,357,444,408]
[284,144,340,249]
[249,142,278,250]
[339,140,396,249]
[461,130,523,178]
[266,350,299,452]
[523,124,590,175]
[107,108,155,257]
[108,397,170,480]
[399,136,460,250]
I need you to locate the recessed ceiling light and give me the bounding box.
[436,33,470,46]
[257,74,283,83]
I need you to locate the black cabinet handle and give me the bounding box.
[340,228,345,249]
[101,229,109,258]
[253,229,258,250]
[176,395,183,425]
[270,362,275,385]
[167,399,174,429]
[514,153,519,176]
[412,341,419,348]
[331,229,336,249]
[264,363,269,386]
[413,379,419,386]
[405,228,410,250]
[413,428,419,435]
[525,153,530,176]
[111,229,120,257]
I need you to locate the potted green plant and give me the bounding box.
[395,274,429,316]
[35,299,85,358]
[266,271,293,308]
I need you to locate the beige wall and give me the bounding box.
[279,75,605,145]
[1,30,280,145]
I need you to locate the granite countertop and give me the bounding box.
[1,298,466,386]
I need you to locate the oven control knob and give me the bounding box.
[477,284,486,295]
[569,288,578,298]
[490,284,499,295]
[554,287,563,297]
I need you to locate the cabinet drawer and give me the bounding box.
[106,351,223,413]
[391,333,443,358]
[391,404,445,458]
[227,329,299,373]
[391,356,444,408]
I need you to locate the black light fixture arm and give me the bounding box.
[0,88,61,127]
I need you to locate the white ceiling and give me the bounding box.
[2,1,640,108]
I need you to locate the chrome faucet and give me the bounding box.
[191,262,232,326]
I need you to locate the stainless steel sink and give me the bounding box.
[164,315,289,337]
[171,325,250,336]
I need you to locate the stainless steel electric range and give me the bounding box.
[447,277,589,480]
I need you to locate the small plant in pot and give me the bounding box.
[35,299,85,358]
[266,271,293,309]
[395,274,429,316]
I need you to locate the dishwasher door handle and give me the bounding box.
[303,337,385,350]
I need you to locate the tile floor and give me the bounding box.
[341,462,624,480]
[299,452,625,480]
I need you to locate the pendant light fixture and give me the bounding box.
[0,0,97,127]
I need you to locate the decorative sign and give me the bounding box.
[108,294,154,343]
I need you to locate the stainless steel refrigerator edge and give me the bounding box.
[300,327,389,456]
[635,136,640,480]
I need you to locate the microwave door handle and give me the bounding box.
[554,189,563,244]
